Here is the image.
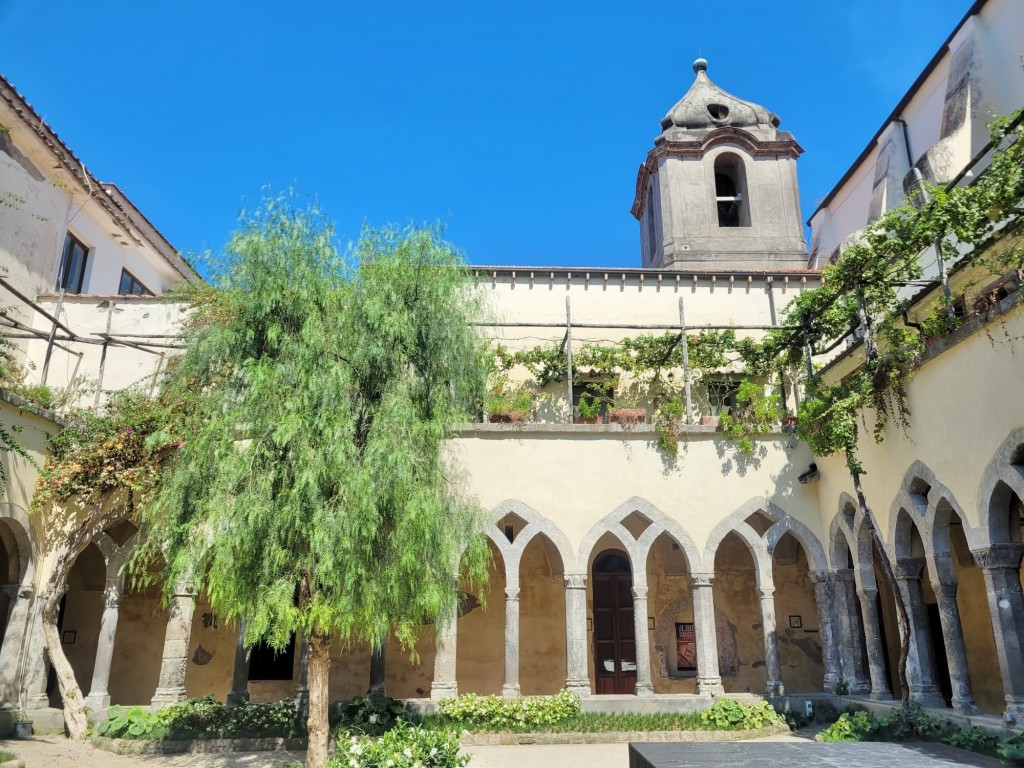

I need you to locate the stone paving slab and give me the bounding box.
[629,741,1003,768]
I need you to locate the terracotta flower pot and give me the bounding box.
[609,408,646,426]
[488,412,528,423]
[700,416,719,427]
[576,414,602,425]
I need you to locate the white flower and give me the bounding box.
[404,748,413,758]
[352,744,362,756]
[349,760,358,768]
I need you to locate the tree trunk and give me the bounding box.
[305,630,332,768]
[851,469,912,706]
[40,582,89,738]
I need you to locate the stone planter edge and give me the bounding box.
[91,735,309,755]
[458,722,789,745]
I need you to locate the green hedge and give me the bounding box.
[95,697,302,741]
[329,722,467,768]
[819,705,1016,762]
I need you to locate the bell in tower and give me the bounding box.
[631,59,808,271]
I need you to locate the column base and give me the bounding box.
[565,678,591,698]
[765,681,784,697]
[850,679,872,695]
[23,693,50,710]
[822,674,840,694]
[1004,698,1024,724]
[951,697,979,716]
[697,677,724,696]
[226,689,251,707]
[635,682,654,697]
[910,690,947,710]
[294,689,309,718]
[501,684,520,699]
[83,693,110,711]
[151,687,187,707]
[868,690,894,701]
[430,682,458,702]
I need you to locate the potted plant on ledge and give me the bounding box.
[485,375,535,423]
[575,394,603,424]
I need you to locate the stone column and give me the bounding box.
[834,569,871,693]
[22,597,49,710]
[0,584,33,707]
[690,573,723,696]
[632,586,654,696]
[368,642,387,697]
[502,587,520,698]
[563,573,590,696]
[83,576,124,710]
[975,544,1024,721]
[151,581,196,707]
[430,606,458,701]
[226,620,251,707]
[930,578,977,714]
[856,586,892,700]
[757,583,783,696]
[809,570,842,693]
[294,634,310,716]
[893,558,944,707]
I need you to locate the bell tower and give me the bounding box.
[631,59,808,271]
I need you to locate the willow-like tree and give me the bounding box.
[138,198,491,768]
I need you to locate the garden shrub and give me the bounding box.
[329,721,468,768]
[698,699,785,731]
[332,695,409,736]
[96,696,302,741]
[436,689,581,730]
[820,705,1009,761]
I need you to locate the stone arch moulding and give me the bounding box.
[703,497,819,575]
[577,497,700,584]
[887,460,985,560]
[764,515,827,573]
[828,495,860,570]
[489,499,577,584]
[977,427,1024,548]
[0,502,37,586]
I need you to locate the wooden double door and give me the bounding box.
[592,550,636,694]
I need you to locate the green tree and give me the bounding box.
[136,198,491,768]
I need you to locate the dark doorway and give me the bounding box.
[592,550,636,694]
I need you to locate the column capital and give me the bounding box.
[631,586,648,600]
[505,588,520,602]
[930,577,958,592]
[973,544,1024,571]
[690,572,714,587]
[893,558,926,581]
[757,586,775,600]
[172,579,197,597]
[808,570,833,585]
[857,586,879,601]
[564,574,587,590]
[834,568,856,583]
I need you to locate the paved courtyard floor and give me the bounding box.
[0,729,1001,768]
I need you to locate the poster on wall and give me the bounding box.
[676,622,697,671]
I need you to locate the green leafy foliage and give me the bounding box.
[332,696,409,736]
[576,393,601,419]
[697,699,785,731]
[329,721,469,768]
[654,397,686,459]
[436,690,581,730]
[136,196,491,655]
[819,704,1002,759]
[717,381,781,455]
[95,697,303,741]
[484,373,535,420]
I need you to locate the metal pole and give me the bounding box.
[94,301,115,408]
[40,289,66,386]
[565,297,574,424]
[149,353,166,399]
[678,297,693,425]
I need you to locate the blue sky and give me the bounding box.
[1,1,969,270]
